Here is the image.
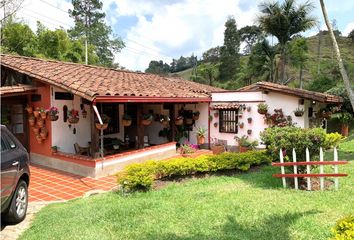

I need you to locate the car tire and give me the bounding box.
[4,180,28,223]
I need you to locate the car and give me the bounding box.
[1,125,30,223]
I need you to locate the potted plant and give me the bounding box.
[141,113,153,126]
[209,115,213,122]
[33,107,40,118]
[159,115,170,127]
[82,109,88,118]
[175,116,184,125]
[235,135,258,153]
[247,129,252,135]
[294,108,304,117]
[68,109,79,124]
[196,126,206,145]
[193,111,200,120]
[96,114,110,130]
[180,143,197,157]
[40,127,48,140]
[47,106,59,121]
[32,126,39,134]
[122,114,132,127]
[112,139,122,150]
[185,117,193,125]
[257,103,268,114]
[247,106,251,112]
[210,138,225,155]
[28,114,35,126]
[214,112,219,118]
[25,105,33,114]
[214,122,218,128]
[35,134,43,144]
[39,107,47,120]
[37,118,44,127]
[51,146,58,153]
[238,122,244,129]
[332,112,353,137]
[247,117,252,124]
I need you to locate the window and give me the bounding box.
[219,110,238,133]
[97,103,120,135]
[55,92,74,100]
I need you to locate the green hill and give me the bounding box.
[171,32,354,87]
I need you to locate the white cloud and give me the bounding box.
[343,21,354,36]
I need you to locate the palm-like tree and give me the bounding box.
[258,0,316,84]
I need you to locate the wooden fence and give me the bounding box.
[272,147,348,190]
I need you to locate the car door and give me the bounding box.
[0,131,20,210]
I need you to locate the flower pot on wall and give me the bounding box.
[26,106,33,114]
[185,118,193,125]
[37,119,44,127]
[96,123,108,130]
[161,120,169,127]
[247,106,251,112]
[40,112,47,120]
[247,129,252,135]
[197,136,205,145]
[257,109,267,114]
[193,115,199,120]
[68,117,79,124]
[239,123,244,129]
[32,127,39,134]
[49,115,59,121]
[214,122,218,128]
[141,119,152,126]
[82,110,88,118]
[33,110,40,118]
[247,118,252,124]
[28,117,35,126]
[122,119,132,127]
[175,118,183,126]
[214,112,219,118]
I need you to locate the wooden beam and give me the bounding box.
[170,104,176,142]
[137,104,144,149]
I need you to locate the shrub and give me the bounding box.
[331,215,354,240]
[324,132,344,149]
[117,151,271,192]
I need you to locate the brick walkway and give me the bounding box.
[29,165,117,202]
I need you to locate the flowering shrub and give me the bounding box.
[264,108,293,127]
[47,107,59,115]
[180,141,199,154]
[332,215,354,240]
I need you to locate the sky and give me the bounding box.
[15,0,354,71]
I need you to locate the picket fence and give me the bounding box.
[272,147,348,191]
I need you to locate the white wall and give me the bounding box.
[51,86,92,153]
[143,104,169,145]
[210,90,327,147]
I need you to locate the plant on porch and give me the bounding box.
[193,111,200,120]
[122,114,132,127]
[28,114,35,126]
[141,113,153,126]
[175,116,184,125]
[257,103,268,114]
[159,115,170,127]
[25,105,33,114]
[235,135,258,152]
[39,107,47,120]
[33,107,40,118]
[179,142,198,157]
[68,109,80,124]
[95,114,110,130]
[196,126,207,144]
[47,106,59,121]
[294,107,304,117]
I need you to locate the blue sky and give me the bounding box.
[17,0,354,71]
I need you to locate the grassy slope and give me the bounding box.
[21,152,353,239]
[172,33,354,85]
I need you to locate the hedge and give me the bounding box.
[332,215,354,240]
[116,150,271,192]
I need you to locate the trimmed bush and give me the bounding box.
[332,215,354,240]
[117,151,271,192]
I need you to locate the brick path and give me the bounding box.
[29,165,117,202]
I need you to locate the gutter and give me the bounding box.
[93,96,212,103]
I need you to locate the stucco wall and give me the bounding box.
[50,86,92,153]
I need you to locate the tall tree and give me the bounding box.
[199,63,219,86]
[68,0,124,67]
[289,37,309,89]
[202,46,221,63]
[238,25,264,54]
[319,0,354,110]
[145,60,170,75]
[258,0,316,84]
[219,17,240,81]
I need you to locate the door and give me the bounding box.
[0,132,20,209]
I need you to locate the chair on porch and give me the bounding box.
[74,143,90,156]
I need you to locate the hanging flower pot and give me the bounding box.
[35,135,43,144]
[214,122,218,128]
[122,114,132,127]
[175,116,183,125]
[141,113,153,126]
[32,127,39,134]
[193,111,200,120]
[82,109,88,118]
[37,119,44,127]
[47,106,59,121]
[257,103,268,115]
[28,115,35,126]
[68,117,79,124]
[214,112,219,118]
[239,122,244,129]
[185,118,193,125]
[247,117,252,124]
[294,108,304,117]
[33,108,40,118]
[96,123,108,130]
[49,115,59,121]
[247,106,251,112]
[68,109,79,124]
[159,115,170,127]
[247,129,252,135]
[25,105,33,114]
[40,131,48,140]
[39,108,47,120]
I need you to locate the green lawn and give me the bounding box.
[21,153,353,239]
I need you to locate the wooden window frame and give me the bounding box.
[219,109,238,134]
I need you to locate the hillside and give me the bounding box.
[171,32,354,87]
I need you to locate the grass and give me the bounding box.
[20,150,353,239]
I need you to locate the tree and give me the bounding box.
[202,46,221,63]
[219,17,240,81]
[320,0,354,111]
[289,37,308,89]
[258,0,316,84]
[68,0,124,67]
[198,63,219,86]
[238,25,264,54]
[0,0,23,23]
[348,29,354,43]
[145,60,170,75]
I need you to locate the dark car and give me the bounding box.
[1,125,30,223]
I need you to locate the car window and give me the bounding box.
[1,133,17,151]
[1,136,9,152]
[5,133,17,149]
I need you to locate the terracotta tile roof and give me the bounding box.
[0,84,37,96]
[237,82,342,103]
[1,54,222,101]
[211,103,241,110]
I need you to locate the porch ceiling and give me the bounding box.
[0,84,37,97]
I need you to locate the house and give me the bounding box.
[1,54,219,177]
[0,54,342,177]
[210,82,342,150]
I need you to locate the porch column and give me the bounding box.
[90,106,99,157]
[137,104,144,149]
[170,104,176,142]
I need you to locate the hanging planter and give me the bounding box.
[175,116,184,125]
[214,122,218,128]
[39,108,47,120]
[209,115,213,122]
[82,109,88,118]
[95,114,110,130]
[28,115,35,126]
[122,114,132,127]
[185,118,193,125]
[257,103,268,115]
[68,109,79,124]
[214,112,219,118]
[193,111,200,120]
[239,122,244,129]
[33,107,40,118]
[35,135,43,144]
[32,126,39,134]
[159,115,170,127]
[247,129,252,135]
[141,113,153,126]
[294,108,304,117]
[47,107,59,121]
[247,117,252,124]
[247,106,251,112]
[40,127,48,140]
[25,105,33,114]
[95,123,108,130]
